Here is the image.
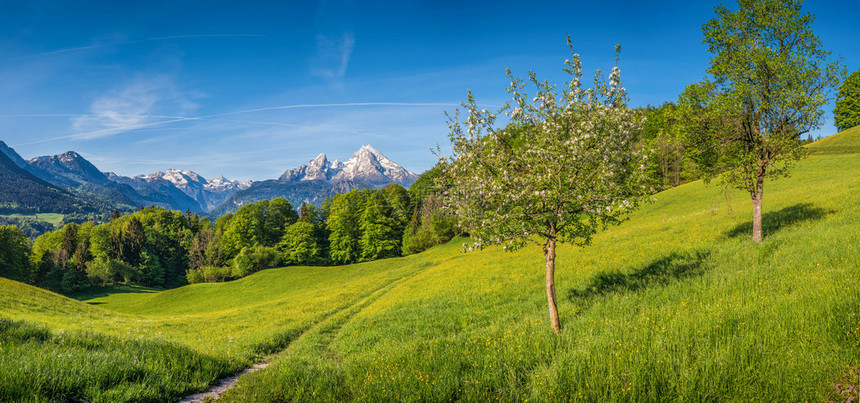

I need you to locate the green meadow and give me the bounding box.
[0,212,64,227]
[0,213,65,227]
[2,126,860,401]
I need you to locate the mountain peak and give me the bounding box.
[280,145,418,187]
[29,150,109,186]
[0,141,31,170]
[358,144,383,155]
[308,153,329,168]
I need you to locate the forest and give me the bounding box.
[0,169,455,294]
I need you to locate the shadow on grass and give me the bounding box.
[71,284,162,301]
[724,203,833,239]
[567,250,711,302]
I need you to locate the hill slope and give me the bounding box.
[2,130,860,401]
[0,149,87,214]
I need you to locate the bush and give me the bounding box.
[231,245,280,278]
[402,195,456,255]
[186,265,232,284]
[85,257,131,285]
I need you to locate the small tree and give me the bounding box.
[834,69,860,132]
[699,0,844,242]
[440,38,649,333]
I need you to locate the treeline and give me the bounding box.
[637,100,819,190]
[0,172,456,293]
[187,177,455,283]
[0,217,55,239]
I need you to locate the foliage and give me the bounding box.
[639,103,706,188]
[0,225,32,283]
[232,245,281,278]
[401,165,458,255]
[402,194,456,255]
[696,0,844,242]
[440,38,649,332]
[186,265,233,284]
[21,207,202,293]
[0,215,55,239]
[2,189,414,290]
[834,68,860,132]
[85,256,131,285]
[326,190,367,264]
[358,191,401,261]
[280,221,322,265]
[219,198,298,260]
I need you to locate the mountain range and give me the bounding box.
[0,142,419,217]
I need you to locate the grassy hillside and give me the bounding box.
[808,125,860,154]
[2,130,859,401]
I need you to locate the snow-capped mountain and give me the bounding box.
[206,175,252,192]
[211,145,419,216]
[127,169,251,211]
[280,145,418,186]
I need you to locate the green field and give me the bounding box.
[0,213,64,227]
[2,128,860,401]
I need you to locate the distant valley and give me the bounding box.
[0,142,419,218]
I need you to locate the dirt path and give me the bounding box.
[177,362,269,403]
[175,264,433,402]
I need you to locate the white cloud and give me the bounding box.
[70,76,197,139]
[310,32,355,79]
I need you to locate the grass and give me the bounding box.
[0,213,64,227]
[2,129,860,401]
[808,124,860,154]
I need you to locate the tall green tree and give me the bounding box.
[358,192,399,261]
[0,225,32,282]
[441,39,649,333]
[699,0,844,242]
[326,190,366,264]
[280,221,321,265]
[220,199,297,259]
[834,68,860,132]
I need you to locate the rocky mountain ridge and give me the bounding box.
[280,144,418,186]
[0,142,418,216]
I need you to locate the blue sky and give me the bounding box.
[0,0,857,181]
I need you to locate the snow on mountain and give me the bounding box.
[130,169,250,211]
[280,145,418,187]
[138,169,206,191]
[206,175,251,192]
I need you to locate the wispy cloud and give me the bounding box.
[70,76,197,139]
[25,34,266,60]
[311,32,355,79]
[226,102,457,115]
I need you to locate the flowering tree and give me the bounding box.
[440,38,650,333]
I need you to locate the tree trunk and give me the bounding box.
[751,178,764,243]
[544,237,562,333]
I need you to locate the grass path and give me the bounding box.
[180,258,435,402]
